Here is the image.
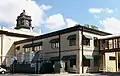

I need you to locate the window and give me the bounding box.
[83,59,90,66]
[67,34,76,46]
[70,59,76,67]
[39,46,43,50]
[105,40,109,49]
[34,46,42,51]
[114,39,118,48]
[24,48,30,52]
[83,38,90,46]
[69,39,76,46]
[109,56,116,60]
[94,37,98,47]
[49,38,59,49]
[51,42,59,49]
[16,46,20,50]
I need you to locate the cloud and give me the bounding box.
[0,0,52,34]
[89,8,114,14]
[0,0,78,34]
[40,4,52,11]
[100,17,120,34]
[66,18,78,27]
[45,14,66,29]
[45,13,78,31]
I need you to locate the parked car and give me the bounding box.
[0,67,6,74]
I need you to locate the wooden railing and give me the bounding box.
[100,38,120,52]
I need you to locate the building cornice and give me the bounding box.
[0,30,34,38]
[14,25,112,45]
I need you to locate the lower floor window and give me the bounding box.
[83,59,90,66]
[70,59,76,67]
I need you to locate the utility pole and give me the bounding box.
[58,34,61,73]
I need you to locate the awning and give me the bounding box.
[83,35,92,39]
[62,55,76,60]
[49,56,59,61]
[32,42,42,46]
[23,44,32,48]
[83,55,94,59]
[49,38,59,43]
[67,34,76,40]
[23,42,42,48]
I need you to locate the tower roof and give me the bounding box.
[20,10,28,16]
[15,10,32,30]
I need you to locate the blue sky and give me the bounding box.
[36,0,120,34]
[0,0,120,34]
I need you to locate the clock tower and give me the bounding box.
[15,10,32,30]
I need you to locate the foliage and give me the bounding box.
[84,24,98,30]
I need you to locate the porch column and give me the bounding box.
[116,52,119,72]
[76,49,82,73]
[99,53,106,72]
[103,53,106,72]
[76,30,83,74]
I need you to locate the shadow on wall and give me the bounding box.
[2,43,15,69]
[9,51,54,74]
[84,38,100,73]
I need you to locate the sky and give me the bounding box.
[0,0,120,34]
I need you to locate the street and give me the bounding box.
[0,72,120,76]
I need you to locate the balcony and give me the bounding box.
[100,38,120,53]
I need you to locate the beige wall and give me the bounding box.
[15,30,103,73]
[15,31,79,61]
[61,31,79,51]
[1,34,26,66]
[105,52,116,72]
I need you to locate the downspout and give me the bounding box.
[81,27,84,73]
[59,34,61,73]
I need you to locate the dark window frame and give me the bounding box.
[70,59,76,67]
[51,42,59,49]
[109,56,116,60]
[94,37,98,47]
[83,59,90,66]
[69,39,76,46]
[83,38,90,46]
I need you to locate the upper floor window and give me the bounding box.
[94,37,98,47]
[67,34,76,46]
[16,46,20,50]
[23,41,43,52]
[83,35,92,46]
[49,38,59,49]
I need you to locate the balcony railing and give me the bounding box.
[100,38,120,52]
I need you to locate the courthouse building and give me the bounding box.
[0,10,120,73]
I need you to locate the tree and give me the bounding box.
[90,25,98,29]
[84,24,98,30]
